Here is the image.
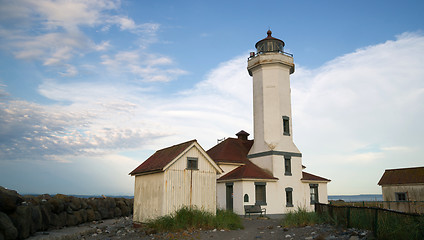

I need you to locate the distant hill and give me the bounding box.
[329,194,382,202]
[23,193,134,199]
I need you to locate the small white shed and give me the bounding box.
[129,140,222,223]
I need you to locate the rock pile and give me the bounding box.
[0,186,133,240]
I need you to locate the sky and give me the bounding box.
[0,0,423,196]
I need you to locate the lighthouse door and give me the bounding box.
[226,183,233,211]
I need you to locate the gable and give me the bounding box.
[217,161,278,182]
[378,167,424,185]
[164,141,223,173]
[301,171,331,182]
[129,140,197,175]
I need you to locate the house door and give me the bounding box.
[226,183,233,211]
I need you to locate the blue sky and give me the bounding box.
[0,0,423,196]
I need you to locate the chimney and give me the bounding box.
[236,130,249,140]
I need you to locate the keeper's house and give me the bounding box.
[129,140,222,223]
[378,166,424,213]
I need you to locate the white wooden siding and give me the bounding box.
[164,146,217,215]
[133,172,164,223]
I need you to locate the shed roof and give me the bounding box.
[217,161,278,181]
[206,137,253,164]
[378,167,424,185]
[129,140,197,175]
[301,172,331,182]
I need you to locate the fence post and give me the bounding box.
[346,207,350,228]
[373,208,378,238]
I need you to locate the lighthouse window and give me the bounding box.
[310,184,319,204]
[285,187,293,207]
[283,116,290,136]
[187,157,198,170]
[255,182,267,205]
[284,156,292,176]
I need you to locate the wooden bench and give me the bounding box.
[244,204,266,217]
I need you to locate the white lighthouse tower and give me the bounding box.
[247,30,302,190]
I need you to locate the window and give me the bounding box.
[395,192,407,201]
[255,182,267,205]
[284,156,292,176]
[310,184,318,204]
[282,116,290,136]
[285,187,293,207]
[244,194,249,202]
[186,157,198,170]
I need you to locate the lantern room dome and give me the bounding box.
[255,30,285,53]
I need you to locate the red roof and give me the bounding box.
[129,140,196,175]
[302,171,331,182]
[206,137,253,164]
[378,167,424,185]
[218,161,278,181]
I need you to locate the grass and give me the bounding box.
[282,208,325,227]
[375,211,424,240]
[316,205,424,240]
[146,206,243,232]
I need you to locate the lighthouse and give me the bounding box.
[247,30,302,179]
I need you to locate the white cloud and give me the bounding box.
[292,32,424,193]
[1,32,423,195]
[0,0,161,76]
[101,50,188,82]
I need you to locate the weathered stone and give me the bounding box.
[80,199,88,209]
[30,205,43,233]
[48,197,65,214]
[0,212,18,240]
[69,197,81,211]
[66,205,73,214]
[73,209,87,224]
[66,213,78,226]
[121,206,130,216]
[116,200,126,209]
[86,209,96,222]
[39,204,51,230]
[9,205,32,239]
[49,212,66,228]
[0,186,24,213]
[114,207,122,218]
[87,199,99,211]
[94,211,101,221]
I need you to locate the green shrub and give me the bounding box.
[146,206,243,232]
[282,208,324,227]
[214,209,244,230]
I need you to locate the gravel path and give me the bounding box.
[29,216,372,240]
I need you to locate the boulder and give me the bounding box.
[0,186,24,213]
[0,212,18,240]
[114,207,122,218]
[73,209,87,224]
[39,204,51,230]
[49,212,66,229]
[80,199,88,209]
[94,211,101,221]
[66,213,78,227]
[48,197,65,214]
[86,209,96,222]
[30,205,43,233]
[121,206,130,216]
[69,197,81,211]
[9,205,32,239]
